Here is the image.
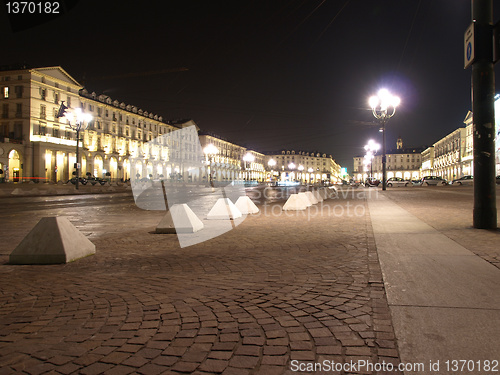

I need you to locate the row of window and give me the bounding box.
[2,103,22,118]
[2,86,23,99]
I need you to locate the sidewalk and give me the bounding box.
[368,191,500,374]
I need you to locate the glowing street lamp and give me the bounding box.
[308,167,314,183]
[203,143,218,187]
[298,164,304,183]
[243,152,255,181]
[56,103,93,190]
[268,158,276,183]
[369,89,400,190]
[364,140,380,179]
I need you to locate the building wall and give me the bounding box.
[354,148,422,182]
[1,65,343,185]
[266,150,341,184]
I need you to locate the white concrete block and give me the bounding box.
[30,188,41,195]
[298,192,312,206]
[9,217,95,264]
[207,198,242,220]
[312,189,323,202]
[305,191,318,204]
[283,194,307,211]
[156,204,204,234]
[319,188,329,199]
[235,196,259,214]
[11,188,25,195]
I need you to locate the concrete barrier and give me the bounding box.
[283,193,307,211]
[235,196,259,214]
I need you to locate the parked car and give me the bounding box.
[386,177,412,187]
[87,176,107,185]
[420,176,448,186]
[69,177,87,185]
[496,175,500,185]
[365,177,381,187]
[451,175,473,185]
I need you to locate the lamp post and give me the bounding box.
[298,165,304,184]
[369,89,400,190]
[243,152,255,182]
[268,158,276,183]
[364,140,380,179]
[203,143,218,187]
[57,103,92,190]
[308,167,314,184]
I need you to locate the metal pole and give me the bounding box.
[75,128,79,190]
[382,120,387,190]
[472,0,497,228]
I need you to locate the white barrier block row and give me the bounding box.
[298,192,313,207]
[305,191,318,204]
[207,198,242,220]
[313,189,323,202]
[235,196,259,214]
[156,204,204,234]
[9,217,95,264]
[283,193,307,211]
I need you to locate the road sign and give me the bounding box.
[464,22,475,69]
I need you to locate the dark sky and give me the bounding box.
[2,1,500,170]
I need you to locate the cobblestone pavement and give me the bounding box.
[382,185,500,269]
[0,189,401,375]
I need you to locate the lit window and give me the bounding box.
[3,87,8,98]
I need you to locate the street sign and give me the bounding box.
[464,22,475,69]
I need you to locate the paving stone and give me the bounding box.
[0,193,403,374]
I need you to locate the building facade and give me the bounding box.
[419,111,474,180]
[266,150,342,184]
[0,65,343,185]
[0,66,189,183]
[198,132,266,183]
[353,139,424,182]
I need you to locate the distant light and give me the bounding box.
[243,152,255,162]
[203,143,218,155]
[268,158,276,167]
[369,96,379,109]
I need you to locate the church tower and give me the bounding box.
[396,136,403,150]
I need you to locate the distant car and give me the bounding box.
[451,175,473,185]
[69,177,87,185]
[365,177,381,187]
[386,177,412,187]
[420,176,448,186]
[87,176,106,185]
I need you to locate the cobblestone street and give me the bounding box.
[0,189,401,374]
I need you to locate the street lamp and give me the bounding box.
[57,103,93,190]
[364,140,380,179]
[369,89,400,190]
[298,165,304,184]
[268,158,276,183]
[203,143,218,187]
[243,152,255,181]
[308,167,314,184]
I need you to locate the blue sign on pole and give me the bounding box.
[464,23,475,69]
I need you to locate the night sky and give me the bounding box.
[3,1,500,171]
